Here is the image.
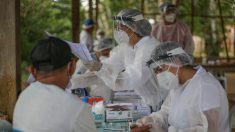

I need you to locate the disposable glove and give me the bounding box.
[83,61,102,71]
[71,72,101,88]
[136,116,154,127]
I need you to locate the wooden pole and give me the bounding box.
[95,0,99,29]
[72,0,80,42]
[218,0,230,62]
[191,0,194,33]
[0,0,21,121]
[141,0,145,16]
[89,0,93,19]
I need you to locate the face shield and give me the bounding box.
[93,38,114,59]
[112,14,144,45]
[94,38,114,52]
[160,2,179,23]
[112,9,151,45]
[146,42,192,89]
[147,47,189,72]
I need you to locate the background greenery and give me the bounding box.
[20,0,234,81]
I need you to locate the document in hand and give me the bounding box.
[65,41,93,61]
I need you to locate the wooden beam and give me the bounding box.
[0,0,21,121]
[218,0,230,62]
[72,0,80,42]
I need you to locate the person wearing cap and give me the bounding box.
[82,9,169,112]
[133,42,229,132]
[71,38,115,100]
[80,18,95,52]
[151,2,195,58]
[13,37,97,132]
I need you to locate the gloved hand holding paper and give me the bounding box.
[83,60,102,71]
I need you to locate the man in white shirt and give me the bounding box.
[80,19,95,52]
[13,37,97,132]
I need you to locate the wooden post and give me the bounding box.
[191,0,194,33]
[72,0,80,42]
[218,0,230,62]
[95,0,99,29]
[89,0,93,19]
[141,0,145,16]
[0,0,21,121]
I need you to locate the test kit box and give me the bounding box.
[105,109,132,123]
[105,103,133,122]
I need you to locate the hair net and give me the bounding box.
[113,9,151,37]
[159,2,176,13]
[93,38,114,52]
[146,41,192,68]
[96,29,104,35]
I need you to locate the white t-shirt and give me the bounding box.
[80,30,93,52]
[13,81,97,132]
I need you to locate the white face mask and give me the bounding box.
[27,74,36,84]
[157,71,179,90]
[165,13,176,23]
[96,35,103,40]
[65,65,72,89]
[113,29,129,44]
[99,56,108,61]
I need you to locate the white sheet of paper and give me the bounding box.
[27,73,36,84]
[65,41,93,61]
[44,32,92,61]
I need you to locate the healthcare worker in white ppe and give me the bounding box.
[72,38,115,100]
[83,9,169,111]
[90,38,115,100]
[133,42,229,132]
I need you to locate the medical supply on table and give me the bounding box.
[105,103,133,123]
[81,96,104,105]
[92,101,105,128]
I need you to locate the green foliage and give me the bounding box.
[20,0,72,67]
[21,0,234,66]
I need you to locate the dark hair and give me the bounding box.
[31,37,72,72]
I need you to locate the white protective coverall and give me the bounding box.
[13,81,97,132]
[96,36,169,110]
[71,58,113,100]
[145,66,229,132]
[151,20,195,56]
